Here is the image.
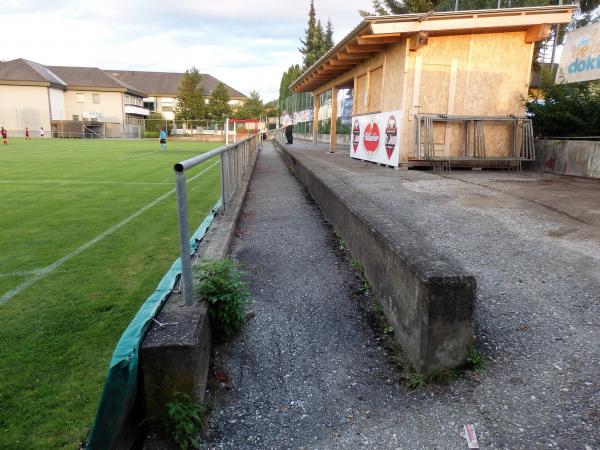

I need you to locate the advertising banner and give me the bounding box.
[556,22,600,84]
[351,111,402,167]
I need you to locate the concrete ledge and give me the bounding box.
[274,139,476,371]
[140,144,259,418]
[532,139,600,179]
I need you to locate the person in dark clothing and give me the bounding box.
[282,111,293,145]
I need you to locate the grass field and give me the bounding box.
[0,138,222,449]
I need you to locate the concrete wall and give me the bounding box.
[274,139,476,371]
[63,90,123,123]
[295,133,351,146]
[0,85,52,132]
[533,139,600,179]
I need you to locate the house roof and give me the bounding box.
[47,65,145,96]
[107,70,247,99]
[0,58,66,87]
[291,5,575,93]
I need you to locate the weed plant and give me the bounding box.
[194,258,250,343]
[165,392,210,450]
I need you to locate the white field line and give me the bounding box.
[0,269,44,278]
[118,150,161,160]
[0,160,219,305]
[0,180,172,186]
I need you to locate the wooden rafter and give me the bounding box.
[357,32,403,45]
[525,24,552,43]
[346,44,386,54]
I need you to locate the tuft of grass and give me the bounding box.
[403,365,459,390]
[351,258,364,273]
[194,258,250,343]
[334,231,347,252]
[466,345,488,375]
[165,392,211,450]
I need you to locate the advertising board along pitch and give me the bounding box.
[351,111,402,167]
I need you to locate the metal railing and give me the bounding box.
[434,0,574,12]
[173,131,263,306]
[414,114,535,161]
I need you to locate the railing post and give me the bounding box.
[175,170,194,306]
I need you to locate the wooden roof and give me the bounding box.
[291,6,575,93]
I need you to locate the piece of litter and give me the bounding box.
[464,424,479,449]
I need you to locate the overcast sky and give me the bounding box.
[1,0,371,101]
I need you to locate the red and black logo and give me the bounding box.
[363,121,380,154]
[385,115,398,159]
[352,120,361,153]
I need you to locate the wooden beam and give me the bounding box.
[357,32,403,45]
[346,44,386,53]
[330,87,338,153]
[329,58,357,67]
[525,24,552,43]
[409,31,429,52]
[337,52,369,61]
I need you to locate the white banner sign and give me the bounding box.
[350,111,402,167]
[556,22,600,84]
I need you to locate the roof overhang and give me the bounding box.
[291,5,575,94]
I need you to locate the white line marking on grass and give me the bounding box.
[0,269,44,278]
[118,150,161,160]
[0,160,219,305]
[0,180,172,186]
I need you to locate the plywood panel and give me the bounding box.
[356,74,368,115]
[382,41,407,112]
[368,66,383,112]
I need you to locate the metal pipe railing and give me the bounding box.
[174,132,262,306]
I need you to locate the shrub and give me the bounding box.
[194,259,250,343]
[164,392,209,450]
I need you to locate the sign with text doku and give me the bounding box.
[557,22,600,84]
[350,111,402,167]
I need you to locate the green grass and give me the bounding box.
[0,138,223,449]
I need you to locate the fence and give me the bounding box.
[434,0,575,11]
[174,131,263,305]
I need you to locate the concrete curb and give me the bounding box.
[141,144,260,418]
[273,139,476,371]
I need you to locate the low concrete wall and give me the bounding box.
[533,139,600,179]
[295,133,351,146]
[274,139,476,372]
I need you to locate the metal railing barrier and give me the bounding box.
[173,131,263,306]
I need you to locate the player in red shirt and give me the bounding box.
[1,127,7,145]
[25,127,31,141]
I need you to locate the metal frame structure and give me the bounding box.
[414,114,535,163]
[173,132,264,306]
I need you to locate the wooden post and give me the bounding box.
[313,93,319,145]
[330,87,338,153]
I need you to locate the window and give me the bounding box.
[72,115,79,121]
[144,101,155,111]
[76,93,85,103]
[93,94,100,104]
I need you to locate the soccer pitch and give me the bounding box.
[0,138,222,448]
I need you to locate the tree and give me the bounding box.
[527,74,600,138]
[175,67,205,120]
[299,0,318,69]
[324,18,335,51]
[208,82,232,121]
[236,90,264,119]
[278,64,303,113]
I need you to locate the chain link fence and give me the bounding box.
[435,0,576,11]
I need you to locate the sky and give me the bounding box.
[1,0,371,101]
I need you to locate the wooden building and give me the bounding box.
[290,6,575,168]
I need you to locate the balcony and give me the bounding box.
[124,105,150,116]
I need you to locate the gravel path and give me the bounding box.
[203,142,599,449]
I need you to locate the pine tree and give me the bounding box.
[324,19,335,51]
[299,0,317,69]
[313,19,325,63]
[175,67,205,120]
[207,82,232,121]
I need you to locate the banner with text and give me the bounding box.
[350,111,402,167]
[556,22,600,84]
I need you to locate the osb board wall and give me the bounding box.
[368,66,384,112]
[401,31,533,160]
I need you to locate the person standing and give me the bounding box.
[25,127,31,141]
[159,128,167,151]
[1,127,8,145]
[40,126,45,140]
[282,111,293,145]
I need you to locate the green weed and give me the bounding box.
[334,232,347,251]
[194,258,250,343]
[165,392,210,450]
[466,346,488,375]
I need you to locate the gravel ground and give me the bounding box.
[202,142,599,449]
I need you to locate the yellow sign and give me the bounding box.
[556,22,600,84]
